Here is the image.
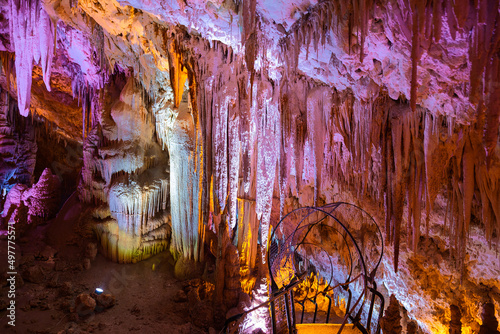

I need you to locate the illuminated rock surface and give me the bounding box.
[78,76,171,263]
[0,0,499,333]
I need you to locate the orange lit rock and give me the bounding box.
[380,295,402,334]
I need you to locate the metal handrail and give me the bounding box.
[269,205,370,329]
[225,202,385,334]
[320,202,385,280]
[221,272,308,333]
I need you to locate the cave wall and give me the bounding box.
[0,0,499,332]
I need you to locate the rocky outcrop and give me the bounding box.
[22,168,61,220]
[2,168,60,225]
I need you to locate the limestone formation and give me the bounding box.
[224,244,242,309]
[78,77,171,263]
[2,168,61,225]
[22,168,61,220]
[0,89,36,191]
[0,0,499,332]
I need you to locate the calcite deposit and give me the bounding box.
[0,0,499,333]
[78,75,171,263]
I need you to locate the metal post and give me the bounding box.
[285,292,293,334]
[325,293,332,323]
[271,299,277,334]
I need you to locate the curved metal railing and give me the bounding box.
[223,202,385,334]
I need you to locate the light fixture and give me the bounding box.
[95,288,104,295]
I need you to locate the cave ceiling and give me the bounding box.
[0,0,493,139]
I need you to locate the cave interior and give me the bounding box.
[0,0,500,333]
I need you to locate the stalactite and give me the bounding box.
[293,79,308,193]
[241,0,257,98]
[255,82,280,259]
[410,0,420,112]
[8,0,56,116]
[228,100,240,230]
[423,113,440,234]
[166,39,188,109]
[213,81,229,214]
[462,132,475,238]
[237,199,259,274]
[165,78,204,261]
[412,136,423,253]
[484,34,500,163]
[37,0,500,282]
[431,0,442,42]
[38,6,55,92]
[279,81,293,213]
[390,107,407,272]
[108,178,169,236]
[386,130,393,245]
[306,88,328,205]
[9,0,35,116]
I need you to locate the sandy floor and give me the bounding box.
[0,194,214,334]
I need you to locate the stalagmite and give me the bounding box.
[22,168,61,221]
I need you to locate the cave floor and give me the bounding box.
[0,199,211,334]
[1,250,201,334]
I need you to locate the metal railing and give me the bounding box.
[223,202,385,334]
